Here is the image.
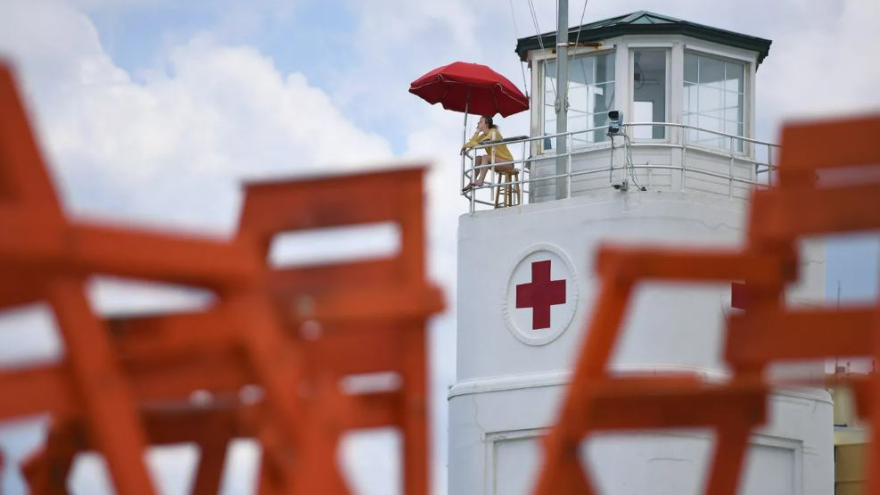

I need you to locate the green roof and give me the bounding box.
[515,11,772,66]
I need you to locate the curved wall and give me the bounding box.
[450,189,830,495]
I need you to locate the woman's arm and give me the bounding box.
[461,131,485,150]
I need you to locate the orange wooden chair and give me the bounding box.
[237,170,442,494]
[0,61,443,495]
[0,61,308,495]
[531,115,880,495]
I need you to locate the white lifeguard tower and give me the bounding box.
[450,11,832,495]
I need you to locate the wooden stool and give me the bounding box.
[494,168,521,208]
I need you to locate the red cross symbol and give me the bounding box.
[516,260,567,330]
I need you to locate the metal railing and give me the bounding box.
[460,122,780,213]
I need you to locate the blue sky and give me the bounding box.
[0,0,878,494]
[88,2,360,101]
[86,1,408,151]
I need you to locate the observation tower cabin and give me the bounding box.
[450,11,831,495]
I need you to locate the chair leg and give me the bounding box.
[492,169,498,207]
[505,173,515,207]
[494,172,520,209]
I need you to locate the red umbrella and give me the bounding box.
[409,61,529,118]
[410,62,529,185]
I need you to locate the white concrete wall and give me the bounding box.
[450,189,830,494]
[449,382,832,495]
[457,190,755,381]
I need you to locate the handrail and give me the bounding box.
[625,121,779,148]
[481,135,530,145]
[461,122,780,213]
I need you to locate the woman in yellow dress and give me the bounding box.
[460,115,514,192]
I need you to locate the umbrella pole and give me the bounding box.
[461,89,471,194]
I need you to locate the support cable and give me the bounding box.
[566,0,591,97]
[527,0,556,102]
[623,133,647,191]
[508,0,530,99]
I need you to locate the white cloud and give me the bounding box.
[0,2,408,494]
[347,0,478,52]
[333,0,507,135]
[0,0,125,90]
[66,0,167,9]
[0,0,394,232]
[758,0,880,122]
[0,306,62,367]
[401,110,472,495]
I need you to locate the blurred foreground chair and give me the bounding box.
[531,115,880,495]
[0,62,443,495]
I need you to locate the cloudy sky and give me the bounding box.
[0,0,878,494]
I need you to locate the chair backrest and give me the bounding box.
[747,115,880,247]
[238,166,428,296]
[530,114,880,495]
[0,65,63,220]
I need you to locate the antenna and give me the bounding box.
[554,0,570,200]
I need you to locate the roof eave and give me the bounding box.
[515,25,771,66]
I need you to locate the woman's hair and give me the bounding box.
[482,115,498,129]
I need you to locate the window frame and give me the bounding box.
[682,48,750,155]
[629,47,672,142]
[538,48,617,153]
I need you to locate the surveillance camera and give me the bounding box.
[607,110,623,135]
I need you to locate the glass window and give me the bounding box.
[544,52,615,149]
[683,52,746,152]
[632,49,668,139]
